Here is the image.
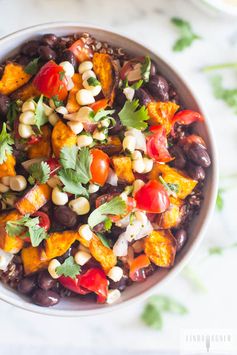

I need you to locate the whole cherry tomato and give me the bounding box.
[135,180,170,213]
[146,125,172,163]
[171,110,204,135]
[33,61,67,100]
[129,254,151,282]
[32,211,51,232]
[90,149,110,186]
[69,38,93,62]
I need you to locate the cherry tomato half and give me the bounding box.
[32,211,51,232]
[146,125,172,163]
[46,158,61,176]
[59,275,90,295]
[33,61,67,100]
[129,254,151,282]
[90,149,110,186]
[135,180,170,213]
[171,110,204,135]
[69,38,93,63]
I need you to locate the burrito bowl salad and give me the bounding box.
[0,32,211,307]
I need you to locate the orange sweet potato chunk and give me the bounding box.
[15,184,51,215]
[0,210,24,253]
[144,230,177,268]
[0,154,16,178]
[22,246,48,275]
[89,236,117,273]
[52,120,77,158]
[28,125,52,159]
[10,80,40,101]
[156,197,183,229]
[112,156,135,184]
[44,230,80,260]
[93,53,117,104]
[0,62,31,95]
[66,73,83,113]
[147,102,179,134]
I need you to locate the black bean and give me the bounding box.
[169,145,186,169]
[53,206,78,228]
[146,75,169,101]
[188,143,211,168]
[109,275,128,292]
[150,61,157,76]
[174,229,188,252]
[16,55,30,66]
[59,50,78,69]
[135,88,152,106]
[57,248,72,264]
[109,113,123,135]
[187,162,205,181]
[0,94,10,118]
[31,289,60,307]
[114,91,126,108]
[41,34,58,48]
[18,276,36,294]
[21,40,39,57]
[38,270,57,291]
[38,45,56,61]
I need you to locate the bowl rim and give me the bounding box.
[0,21,218,317]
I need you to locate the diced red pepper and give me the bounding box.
[32,211,50,232]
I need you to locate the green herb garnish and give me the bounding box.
[141,56,151,82]
[97,233,111,248]
[7,101,20,128]
[159,176,179,195]
[210,76,237,113]
[24,57,40,75]
[104,218,113,231]
[87,77,101,87]
[118,99,149,130]
[0,123,14,164]
[88,196,126,228]
[28,161,50,185]
[171,17,201,52]
[56,256,81,279]
[90,109,115,122]
[34,95,48,130]
[52,95,64,108]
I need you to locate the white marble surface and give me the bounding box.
[0,0,237,354]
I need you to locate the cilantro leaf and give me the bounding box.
[28,161,50,184]
[52,95,64,108]
[141,56,151,83]
[97,233,111,248]
[56,256,81,279]
[171,17,201,52]
[6,215,48,247]
[24,57,40,75]
[216,188,224,211]
[60,146,79,170]
[141,303,163,330]
[7,101,20,128]
[159,176,179,196]
[0,123,14,164]
[87,77,101,87]
[88,196,126,228]
[211,75,237,113]
[75,147,92,184]
[58,169,89,197]
[91,109,115,122]
[34,95,48,130]
[118,99,149,130]
[104,218,112,232]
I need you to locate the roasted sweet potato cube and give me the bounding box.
[0,210,22,225]
[0,154,16,178]
[28,125,52,159]
[10,80,40,101]
[149,163,197,199]
[144,230,177,267]
[52,120,77,158]
[44,231,79,260]
[0,62,31,95]
[66,73,83,113]
[89,236,117,273]
[147,102,179,134]
[93,53,117,104]
[15,184,51,215]
[22,246,48,275]
[0,225,24,253]
[156,197,183,229]
[112,156,135,183]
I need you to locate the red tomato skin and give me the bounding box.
[171,110,204,135]
[135,180,170,213]
[146,125,172,163]
[33,61,67,99]
[90,149,110,186]
[46,158,61,176]
[69,39,93,62]
[79,268,108,303]
[27,135,42,145]
[129,254,151,282]
[32,211,50,232]
[59,275,90,295]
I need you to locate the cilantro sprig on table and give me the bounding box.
[118,99,149,130]
[171,17,201,52]
[58,146,92,197]
[210,76,237,113]
[56,256,81,279]
[6,215,48,247]
[0,123,14,164]
[28,161,51,185]
[141,295,188,330]
[88,196,126,228]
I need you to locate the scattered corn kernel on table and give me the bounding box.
[0,0,237,354]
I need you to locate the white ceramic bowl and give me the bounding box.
[0,22,218,316]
